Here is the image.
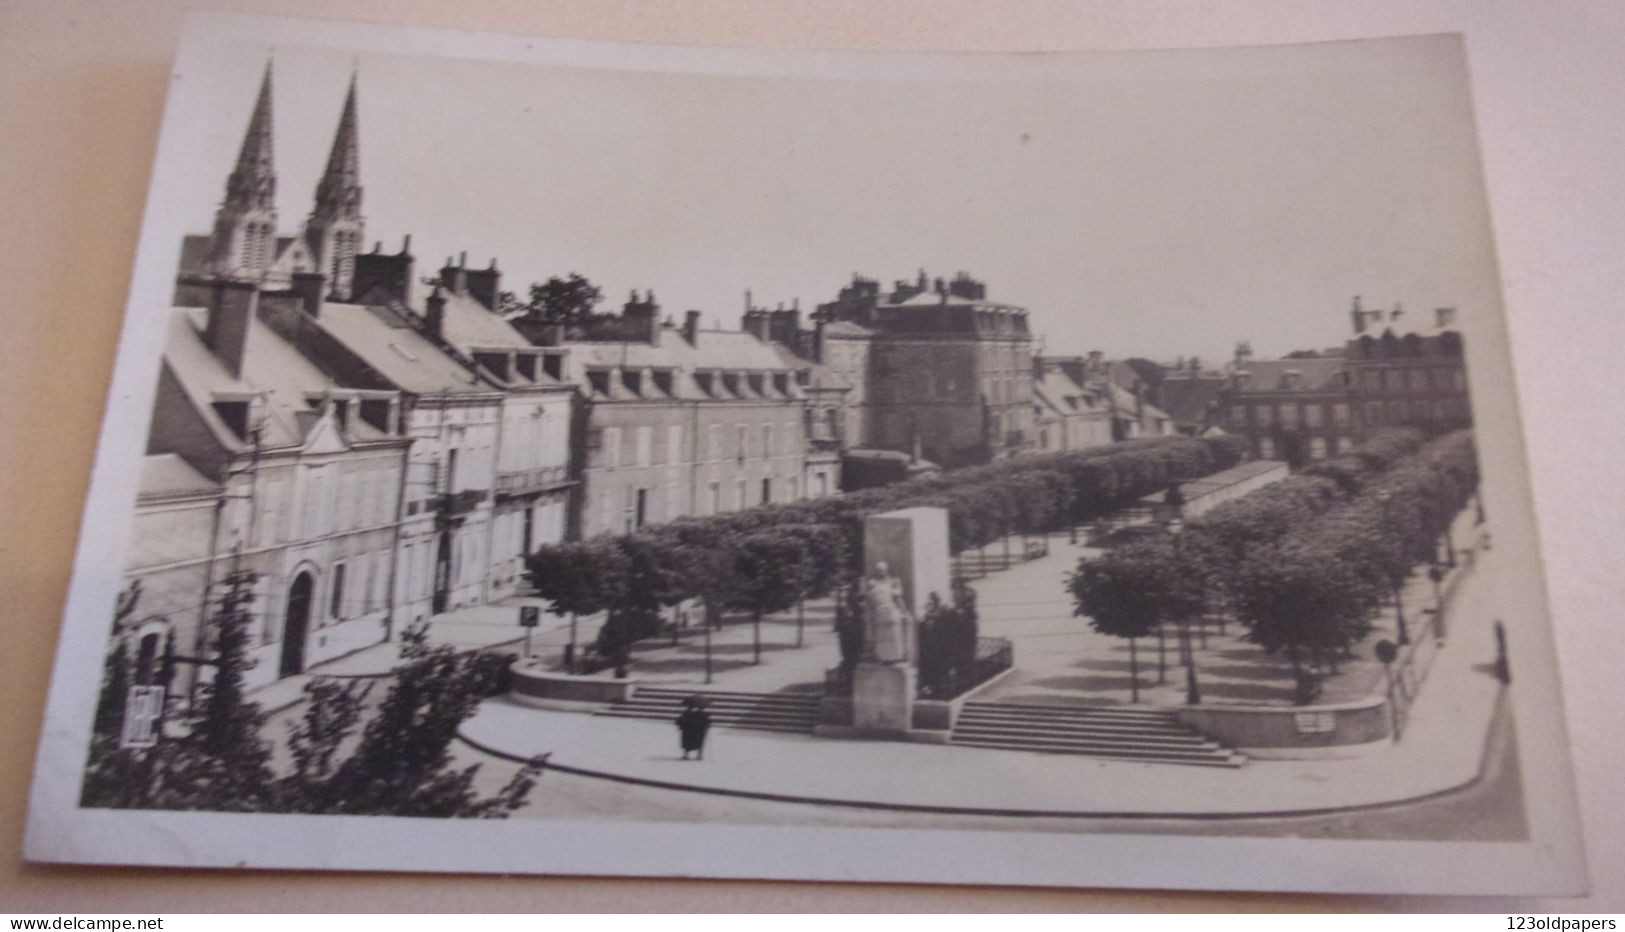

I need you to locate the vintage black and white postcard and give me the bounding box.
[23,12,1586,894]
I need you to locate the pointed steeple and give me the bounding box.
[209,60,279,279]
[305,71,364,300]
[312,71,361,221]
[224,60,277,213]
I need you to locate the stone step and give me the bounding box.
[948,736,1245,768]
[951,699,1243,767]
[956,711,1194,735]
[604,702,818,722]
[961,701,1180,723]
[596,687,822,735]
[633,687,822,706]
[951,722,1217,748]
[596,711,817,734]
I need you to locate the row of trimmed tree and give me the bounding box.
[526,434,1252,672]
[1070,428,1479,704]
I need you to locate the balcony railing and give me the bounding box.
[494,465,572,496]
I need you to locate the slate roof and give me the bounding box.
[565,329,803,402]
[1159,375,1228,427]
[436,289,535,354]
[316,302,494,397]
[819,320,875,339]
[1230,357,1348,393]
[1032,369,1103,417]
[159,305,394,455]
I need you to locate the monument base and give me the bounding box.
[850,662,916,738]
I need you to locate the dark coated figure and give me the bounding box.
[676,694,712,760]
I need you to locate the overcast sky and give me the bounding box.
[171,32,1498,364]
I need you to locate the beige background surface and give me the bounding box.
[2,0,1621,913]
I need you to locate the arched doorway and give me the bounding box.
[280,572,314,678]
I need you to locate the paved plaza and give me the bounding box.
[438,508,1514,818]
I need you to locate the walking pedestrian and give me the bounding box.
[676,694,712,761]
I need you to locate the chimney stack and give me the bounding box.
[352,236,416,307]
[291,271,326,318]
[623,289,660,344]
[425,284,447,341]
[205,279,258,378]
[1435,307,1457,329]
[682,310,702,346]
[460,257,502,312]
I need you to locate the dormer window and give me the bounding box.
[772,373,790,396]
[475,352,511,381]
[542,352,564,380]
[652,369,674,396]
[212,401,251,441]
[746,373,765,396]
[587,370,613,398]
[721,372,741,397]
[621,369,644,397]
[515,353,539,382]
[359,398,393,434]
[694,371,715,397]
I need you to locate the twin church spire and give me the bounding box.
[209,62,364,300]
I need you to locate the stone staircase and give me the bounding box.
[950,701,1246,767]
[595,686,821,734]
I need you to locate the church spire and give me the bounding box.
[209,60,279,279]
[312,70,361,220]
[305,71,364,300]
[225,60,276,212]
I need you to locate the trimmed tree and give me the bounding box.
[1068,537,1198,702]
[728,529,808,665]
[1231,539,1382,704]
[525,538,630,672]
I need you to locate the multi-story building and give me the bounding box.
[529,296,812,537]
[1344,300,1471,434]
[1219,351,1355,465]
[811,271,1035,467]
[1041,353,1177,441]
[422,259,576,600]
[1217,299,1471,466]
[124,63,584,697]
[1030,359,1113,452]
[141,283,411,692]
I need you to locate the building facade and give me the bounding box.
[1218,299,1472,467]
[808,271,1035,467]
[526,297,813,538]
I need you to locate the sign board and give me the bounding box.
[519,606,540,628]
[1294,711,1335,734]
[120,685,166,748]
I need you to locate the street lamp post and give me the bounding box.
[1378,492,1412,647]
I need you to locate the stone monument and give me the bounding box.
[849,506,952,737]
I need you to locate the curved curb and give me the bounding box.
[456,687,1507,822]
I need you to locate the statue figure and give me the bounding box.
[864,561,913,664]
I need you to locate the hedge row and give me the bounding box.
[1232,430,1480,670]
[527,434,1250,629]
[1068,429,1479,702]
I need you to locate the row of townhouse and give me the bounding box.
[1157,301,1472,467]
[115,65,840,698]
